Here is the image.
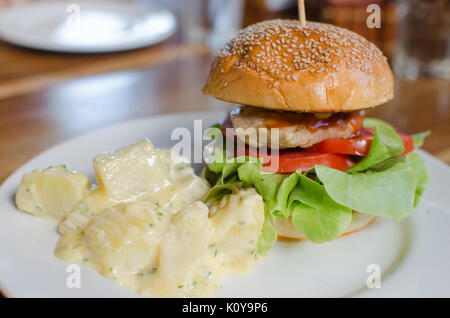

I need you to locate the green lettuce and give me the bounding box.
[203,118,430,247]
[347,118,404,173]
[238,162,286,211]
[288,174,352,243]
[275,172,300,218]
[257,208,277,253]
[316,163,416,219]
[405,152,429,207]
[412,131,430,148]
[203,184,241,202]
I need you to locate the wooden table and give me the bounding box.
[0,20,449,298]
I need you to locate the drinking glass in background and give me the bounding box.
[181,0,245,49]
[393,0,450,80]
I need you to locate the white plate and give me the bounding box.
[1,110,449,298]
[0,0,177,53]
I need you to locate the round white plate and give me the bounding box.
[0,0,177,53]
[1,110,449,297]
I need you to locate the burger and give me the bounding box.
[201,20,429,251]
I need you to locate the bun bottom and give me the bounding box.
[275,212,376,242]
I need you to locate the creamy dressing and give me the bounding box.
[16,139,266,297]
[56,189,265,297]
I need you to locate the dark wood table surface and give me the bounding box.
[0,5,449,297]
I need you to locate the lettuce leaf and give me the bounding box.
[315,151,429,220]
[316,163,416,220]
[257,208,277,253]
[289,173,352,243]
[347,118,404,173]
[275,172,300,218]
[203,184,241,203]
[412,131,430,148]
[237,162,287,211]
[405,152,429,207]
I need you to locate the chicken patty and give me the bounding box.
[230,106,363,149]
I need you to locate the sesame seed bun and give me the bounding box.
[203,20,394,112]
[274,212,376,242]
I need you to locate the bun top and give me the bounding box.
[203,20,393,112]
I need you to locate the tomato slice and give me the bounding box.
[242,146,355,174]
[222,118,354,173]
[221,117,414,174]
[310,128,414,156]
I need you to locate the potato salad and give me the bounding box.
[15,139,267,297]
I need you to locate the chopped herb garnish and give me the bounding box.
[149,267,157,274]
[83,258,89,262]
[177,285,184,289]
[237,220,245,226]
[137,272,144,279]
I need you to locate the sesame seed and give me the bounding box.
[215,19,386,89]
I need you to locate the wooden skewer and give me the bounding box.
[298,0,306,26]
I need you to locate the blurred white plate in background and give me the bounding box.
[0,0,177,53]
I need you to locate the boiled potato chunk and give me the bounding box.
[58,148,209,235]
[93,139,171,202]
[158,201,212,296]
[58,188,114,235]
[208,188,265,271]
[15,165,89,221]
[81,200,168,276]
